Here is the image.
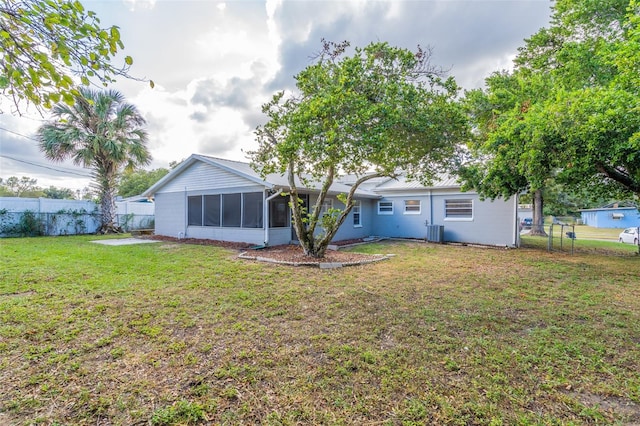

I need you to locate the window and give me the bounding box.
[222,193,241,227]
[187,196,202,226]
[203,194,221,226]
[320,199,333,216]
[404,200,421,215]
[270,196,289,228]
[353,200,361,227]
[188,193,264,228]
[445,199,473,220]
[242,192,263,228]
[378,201,393,215]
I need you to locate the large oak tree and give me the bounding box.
[250,41,468,258]
[459,0,639,234]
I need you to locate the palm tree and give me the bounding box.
[37,88,151,234]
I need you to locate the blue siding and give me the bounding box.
[580,208,640,228]
[372,191,517,247]
[372,195,431,239]
[433,194,516,246]
[306,195,373,242]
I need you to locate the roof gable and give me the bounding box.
[142,154,271,196]
[143,154,380,198]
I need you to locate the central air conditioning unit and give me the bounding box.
[426,225,444,243]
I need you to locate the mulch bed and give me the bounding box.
[239,244,387,266]
[144,235,387,266]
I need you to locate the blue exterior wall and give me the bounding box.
[432,193,517,246]
[372,190,517,247]
[306,195,374,242]
[580,208,640,228]
[371,194,431,239]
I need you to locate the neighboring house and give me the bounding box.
[143,154,519,247]
[517,204,533,223]
[580,202,640,228]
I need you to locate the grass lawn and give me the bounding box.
[1,235,639,425]
[564,226,626,241]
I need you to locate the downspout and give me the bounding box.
[263,188,283,245]
[180,186,187,239]
[514,193,520,247]
[429,190,433,227]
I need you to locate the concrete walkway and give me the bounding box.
[90,238,160,246]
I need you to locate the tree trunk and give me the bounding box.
[287,165,384,258]
[529,189,547,236]
[98,183,123,234]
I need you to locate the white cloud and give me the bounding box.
[122,0,156,12]
[1,0,552,188]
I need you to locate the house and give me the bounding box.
[142,154,519,247]
[580,202,640,228]
[352,174,519,247]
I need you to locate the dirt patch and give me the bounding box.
[567,391,640,422]
[0,290,37,299]
[144,236,388,267]
[144,235,253,250]
[239,244,388,267]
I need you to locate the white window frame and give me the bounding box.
[378,201,394,215]
[352,200,362,227]
[320,198,333,216]
[444,199,473,221]
[404,199,421,215]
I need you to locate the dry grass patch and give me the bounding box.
[0,235,639,425]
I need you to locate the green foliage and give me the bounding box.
[117,168,169,198]
[0,0,141,114]
[542,182,607,217]
[151,400,206,425]
[460,0,640,231]
[37,88,150,233]
[0,176,41,197]
[43,185,75,199]
[250,40,468,257]
[516,0,640,198]
[0,176,80,199]
[1,210,45,236]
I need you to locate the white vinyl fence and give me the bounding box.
[0,197,154,237]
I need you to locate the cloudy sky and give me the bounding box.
[0,0,552,191]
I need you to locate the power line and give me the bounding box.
[0,125,93,177]
[0,154,93,177]
[0,126,39,142]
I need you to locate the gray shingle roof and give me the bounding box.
[144,154,380,199]
[144,154,463,198]
[372,174,460,191]
[340,173,461,191]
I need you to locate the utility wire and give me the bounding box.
[0,154,93,177]
[0,126,93,177]
[0,126,39,142]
